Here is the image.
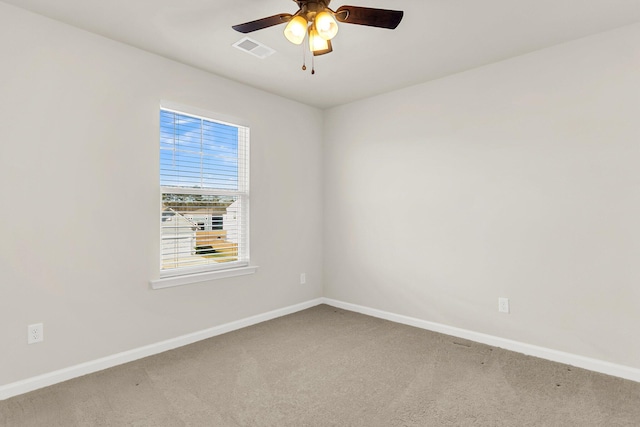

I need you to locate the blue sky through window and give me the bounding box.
[160,110,239,190]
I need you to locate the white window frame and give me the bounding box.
[150,101,256,289]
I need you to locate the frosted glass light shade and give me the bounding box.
[284,15,308,45]
[315,11,338,40]
[309,28,329,52]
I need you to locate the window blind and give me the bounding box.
[160,108,249,275]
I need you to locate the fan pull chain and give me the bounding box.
[301,39,306,71]
[311,53,315,75]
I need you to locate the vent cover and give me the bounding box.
[232,37,275,59]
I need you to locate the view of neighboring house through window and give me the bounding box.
[160,106,249,276]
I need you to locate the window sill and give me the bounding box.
[149,265,258,290]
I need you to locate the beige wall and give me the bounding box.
[0,3,323,385]
[323,24,640,369]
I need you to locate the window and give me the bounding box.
[158,104,250,281]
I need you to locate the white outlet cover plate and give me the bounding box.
[28,323,44,344]
[498,298,510,313]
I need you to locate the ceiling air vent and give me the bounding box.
[233,37,275,59]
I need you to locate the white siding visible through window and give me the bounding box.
[159,107,249,277]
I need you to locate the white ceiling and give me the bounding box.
[4,0,639,108]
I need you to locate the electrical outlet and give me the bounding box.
[28,323,44,344]
[498,298,510,313]
[300,273,306,284]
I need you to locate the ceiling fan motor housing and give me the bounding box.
[294,0,333,21]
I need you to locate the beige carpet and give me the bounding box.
[2,304,639,426]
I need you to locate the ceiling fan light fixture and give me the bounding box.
[284,15,308,45]
[232,1,404,68]
[314,10,339,40]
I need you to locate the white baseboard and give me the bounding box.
[3,296,637,400]
[0,298,324,401]
[321,297,640,383]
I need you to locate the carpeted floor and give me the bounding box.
[2,304,640,426]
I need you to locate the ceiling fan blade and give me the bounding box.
[335,6,403,29]
[232,14,293,33]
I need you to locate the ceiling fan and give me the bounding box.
[232,0,403,72]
